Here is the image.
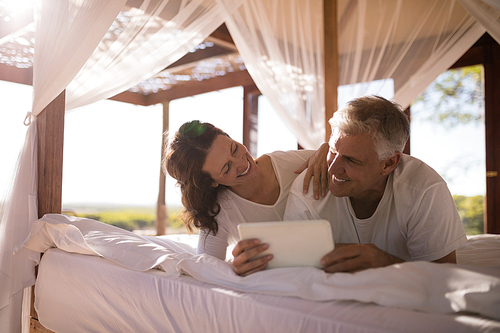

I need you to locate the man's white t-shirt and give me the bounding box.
[197,149,314,260]
[284,154,467,262]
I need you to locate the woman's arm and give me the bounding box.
[196,226,230,260]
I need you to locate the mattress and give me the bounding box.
[35,248,500,333]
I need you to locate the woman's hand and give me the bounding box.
[232,238,273,276]
[295,142,330,199]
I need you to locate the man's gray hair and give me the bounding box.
[329,95,410,160]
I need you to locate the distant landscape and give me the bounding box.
[61,194,485,236]
[62,204,189,235]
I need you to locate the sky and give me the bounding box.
[0,79,486,210]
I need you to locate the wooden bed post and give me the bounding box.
[36,90,66,218]
[31,90,65,332]
[156,102,169,236]
[324,0,339,142]
[484,38,500,234]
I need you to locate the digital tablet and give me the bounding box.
[237,220,334,269]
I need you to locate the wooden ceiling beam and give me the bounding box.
[0,63,32,86]
[108,90,150,106]
[162,24,236,72]
[143,70,255,104]
[206,24,237,51]
[164,46,235,73]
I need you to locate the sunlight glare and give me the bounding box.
[0,0,34,21]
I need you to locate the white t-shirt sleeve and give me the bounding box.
[393,155,467,261]
[196,216,231,260]
[404,182,466,261]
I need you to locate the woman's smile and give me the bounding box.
[238,160,251,177]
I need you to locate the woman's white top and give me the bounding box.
[196,149,314,260]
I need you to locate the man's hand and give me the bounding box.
[232,239,273,276]
[295,142,330,199]
[320,243,404,273]
[432,251,457,264]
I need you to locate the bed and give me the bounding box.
[17,214,500,332]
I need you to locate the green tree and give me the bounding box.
[414,65,483,127]
[454,195,484,235]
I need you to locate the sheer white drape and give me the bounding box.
[0,1,125,332]
[336,0,486,115]
[222,0,324,148]
[32,0,127,116]
[223,0,492,148]
[459,0,500,45]
[66,0,243,111]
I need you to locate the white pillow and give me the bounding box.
[457,234,500,267]
[17,214,193,275]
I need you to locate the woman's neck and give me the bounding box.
[230,156,280,205]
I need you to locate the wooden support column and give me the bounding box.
[323,0,339,141]
[37,90,65,218]
[32,90,65,333]
[483,39,500,234]
[243,85,260,157]
[156,102,169,236]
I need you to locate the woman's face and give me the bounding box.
[202,134,259,187]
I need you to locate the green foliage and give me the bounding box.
[75,206,186,232]
[414,65,483,127]
[453,195,484,235]
[79,209,155,231]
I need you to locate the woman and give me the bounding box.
[164,120,328,276]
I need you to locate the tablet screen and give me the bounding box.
[237,220,334,269]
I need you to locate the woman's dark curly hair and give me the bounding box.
[163,121,229,235]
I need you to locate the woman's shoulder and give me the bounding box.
[262,149,314,163]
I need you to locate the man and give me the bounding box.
[284,95,467,273]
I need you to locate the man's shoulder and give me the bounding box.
[395,154,445,187]
[390,154,452,211]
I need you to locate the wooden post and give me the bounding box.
[449,33,499,234]
[32,90,65,332]
[156,102,169,236]
[483,39,500,234]
[37,90,65,218]
[323,0,339,141]
[243,85,260,157]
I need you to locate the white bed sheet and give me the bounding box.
[36,248,500,333]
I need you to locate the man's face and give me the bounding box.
[327,132,389,200]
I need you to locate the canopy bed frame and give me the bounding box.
[1,2,499,233]
[0,1,499,332]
